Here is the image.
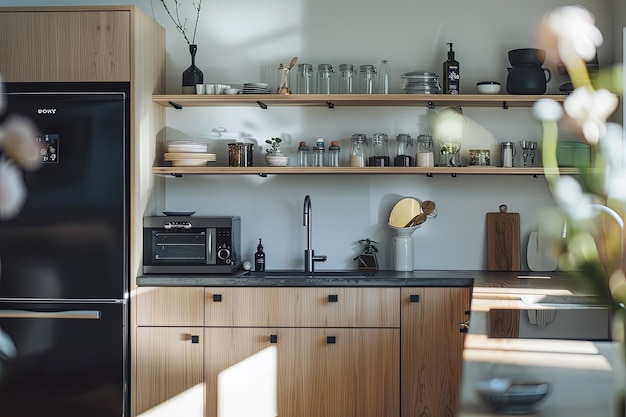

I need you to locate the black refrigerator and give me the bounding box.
[0,83,130,417]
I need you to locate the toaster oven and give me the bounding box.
[143,216,241,274]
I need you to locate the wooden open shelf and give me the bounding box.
[152,165,577,177]
[153,93,567,110]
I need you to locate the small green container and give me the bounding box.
[556,141,591,167]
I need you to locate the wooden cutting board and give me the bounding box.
[487,205,521,271]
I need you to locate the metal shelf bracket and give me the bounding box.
[257,101,268,109]
[326,101,335,109]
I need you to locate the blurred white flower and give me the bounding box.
[0,115,42,171]
[600,123,626,201]
[0,157,27,220]
[563,87,618,144]
[552,175,594,221]
[532,98,564,121]
[537,5,603,66]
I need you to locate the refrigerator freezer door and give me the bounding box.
[0,92,128,300]
[0,301,126,417]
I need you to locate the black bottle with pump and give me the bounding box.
[254,239,265,272]
[443,43,460,94]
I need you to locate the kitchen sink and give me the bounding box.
[247,270,375,279]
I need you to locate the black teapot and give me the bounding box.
[506,48,552,94]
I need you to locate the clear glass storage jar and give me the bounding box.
[316,64,335,94]
[359,64,377,94]
[296,63,313,94]
[394,134,414,166]
[349,134,368,167]
[338,63,356,94]
[415,134,434,167]
[369,133,390,166]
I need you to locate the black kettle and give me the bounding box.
[506,48,552,94]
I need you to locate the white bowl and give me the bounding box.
[476,81,501,94]
[223,88,241,95]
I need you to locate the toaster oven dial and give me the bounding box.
[217,248,231,262]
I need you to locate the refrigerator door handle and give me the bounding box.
[0,309,102,319]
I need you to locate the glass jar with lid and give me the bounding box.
[394,134,414,166]
[297,141,310,167]
[296,63,313,94]
[312,138,325,167]
[316,64,335,94]
[369,133,390,166]
[358,64,377,94]
[415,134,434,167]
[349,134,368,167]
[337,63,356,94]
[328,141,341,167]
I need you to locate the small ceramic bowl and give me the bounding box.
[476,81,501,94]
[223,88,241,95]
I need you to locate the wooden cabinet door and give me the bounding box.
[400,287,471,417]
[136,327,204,416]
[0,10,130,81]
[205,327,399,417]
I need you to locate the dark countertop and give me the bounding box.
[136,269,589,290]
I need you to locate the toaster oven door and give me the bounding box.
[146,228,213,266]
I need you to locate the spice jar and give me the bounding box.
[316,64,335,94]
[415,134,434,167]
[394,134,414,166]
[228,142,254,167]
[297,141,310,167]
[369,133,390,166]
[349,134,368,167]
[312,138,325,167]
[328,141,341,167]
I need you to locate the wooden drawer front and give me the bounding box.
[136,287,204,326]
[0,10,130,82]
[205,287,400,327]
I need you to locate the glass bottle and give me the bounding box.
[415,134,434,167]
[316,64,335,94]
[359,64,377,94]
[297,141,310,167]
[378,60,391,94]
[296,63,313,94]
[328,141,341,167]
[394,134,413,166]
[369,133,390,166]
[338,63,356,94]
[312,138,325,167]
[349,134,368,167]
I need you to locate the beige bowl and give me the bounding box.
[223,88,241,95]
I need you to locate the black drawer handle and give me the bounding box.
[326,336,336,344]
[191,335,199,344]
[270,334,278,344]
[213,294,222,302]
[328,294,338,303]
[410,294,420,302]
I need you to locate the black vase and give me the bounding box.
[182,44,204,94]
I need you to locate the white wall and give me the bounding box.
[1,0,618,271]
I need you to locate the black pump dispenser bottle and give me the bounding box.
[254,239,265,272]
[443,43,460,94]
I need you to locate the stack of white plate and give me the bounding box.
[243,83,271,94]
[165,140,216,166]
[401,71,442,94]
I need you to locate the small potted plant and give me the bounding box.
[353,238,379,271]
[265,137,289,166]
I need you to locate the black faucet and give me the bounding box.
[303,195,327,272]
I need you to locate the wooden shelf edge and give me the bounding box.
[153,94,567,109]
[152,166,579,176]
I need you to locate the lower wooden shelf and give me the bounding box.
[152,166,578,177]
